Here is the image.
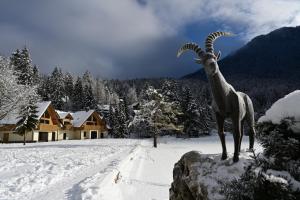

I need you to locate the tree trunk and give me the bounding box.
[23,131,26,145]
[153,133,157,148]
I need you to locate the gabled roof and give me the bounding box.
[56,110,74,120]
[71,110,96,127]
[0,101,52,125]
[36,101,52,119]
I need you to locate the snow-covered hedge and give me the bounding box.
[258,90,300,132]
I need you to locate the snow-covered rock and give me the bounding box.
[258,90,300,131]
[170,151,254,200]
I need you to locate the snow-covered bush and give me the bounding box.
[222,90,300,200]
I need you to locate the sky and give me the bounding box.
[0,0,299,79]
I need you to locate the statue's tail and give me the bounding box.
[244,94,256,149]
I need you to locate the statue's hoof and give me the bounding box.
[233,155,239,162]
[221,154,227,160]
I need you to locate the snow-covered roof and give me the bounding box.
[36,101,52,120]
[0,101,52,125]
[258,90,300,125]
[98,105,110,111]
[71,110,96,127]
[56,110,71,119]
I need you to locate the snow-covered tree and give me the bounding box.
[0,57,37,120]
[108,105,115,136]
[126,86,138,105]
[82,70,94,88]
[83,85,97,110]
[72,77,84,110]
[49,67,65,110]
[94,78,107,105]
[38,75,51,101]
[32,65,40,85]
[10,47,34,86]
[114,104,128,138]
[15,98,39,145]
[63,72,74,110]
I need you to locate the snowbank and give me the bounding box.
[258,90,300,126]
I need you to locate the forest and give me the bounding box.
[1,46,299,140]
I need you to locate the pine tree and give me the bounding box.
[32,65,40,85]
[38,75,51,101]
[10,47,34,86]
[161,79,180,102]
[181,87,193,113]
[63,72,74,110]
[72,77,84,110]
[49,67,64,110]
[15,99,39,145]
[83,85,97,110]
[108,105,116,137]
[115,105,128,138]
[82,70,93,88]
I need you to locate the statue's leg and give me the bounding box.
[239,120,244,152]
[232,118,241,162]
[248,125,256,150]
[216,113,227,160]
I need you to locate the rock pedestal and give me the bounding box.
[169,151,252,200]
[169,151,208,200]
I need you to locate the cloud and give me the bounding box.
[143,0,300,40]
[0,0,299,78]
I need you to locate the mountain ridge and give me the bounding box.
[183,26,300,81]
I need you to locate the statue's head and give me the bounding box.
[177,31,233,76]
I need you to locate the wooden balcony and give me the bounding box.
[37,124,59,132]
[83,125,103,131]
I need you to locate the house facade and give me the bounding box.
[0,101,61,143]
[71,110,108,139]
[0,102,108,143]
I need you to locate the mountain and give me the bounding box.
[183,26,300,81]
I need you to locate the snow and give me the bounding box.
[258,90,300,125]
[0,134,262,200]
[56,110,71,119]
[0,101,51,125]
[71,110,95,127]
[266,169,300,192]
[35,101,52,120]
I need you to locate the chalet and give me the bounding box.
[0,102,109,143]
[71,110,108,139]
[56,110,74,140]
[0,101,61,143]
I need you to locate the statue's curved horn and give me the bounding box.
[177,43,205,58]
[205,31,233,53]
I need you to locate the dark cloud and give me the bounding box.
[0,0,298,79]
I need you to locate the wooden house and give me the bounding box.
[70,110,108,139]
[0,102,108,143]
[0,101,61,143]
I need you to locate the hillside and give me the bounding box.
[184,26,300,81]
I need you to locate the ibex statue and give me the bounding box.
[177,31,255,162]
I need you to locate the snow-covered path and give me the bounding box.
[0,139,140,200]
[99,134,262,200]
[0,134,261,200]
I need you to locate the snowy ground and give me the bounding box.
[0,133,261,200]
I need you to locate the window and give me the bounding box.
[84,132,87,137]
[64,121,71,125]
[42,110,50,119]
[40,119,50,124]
